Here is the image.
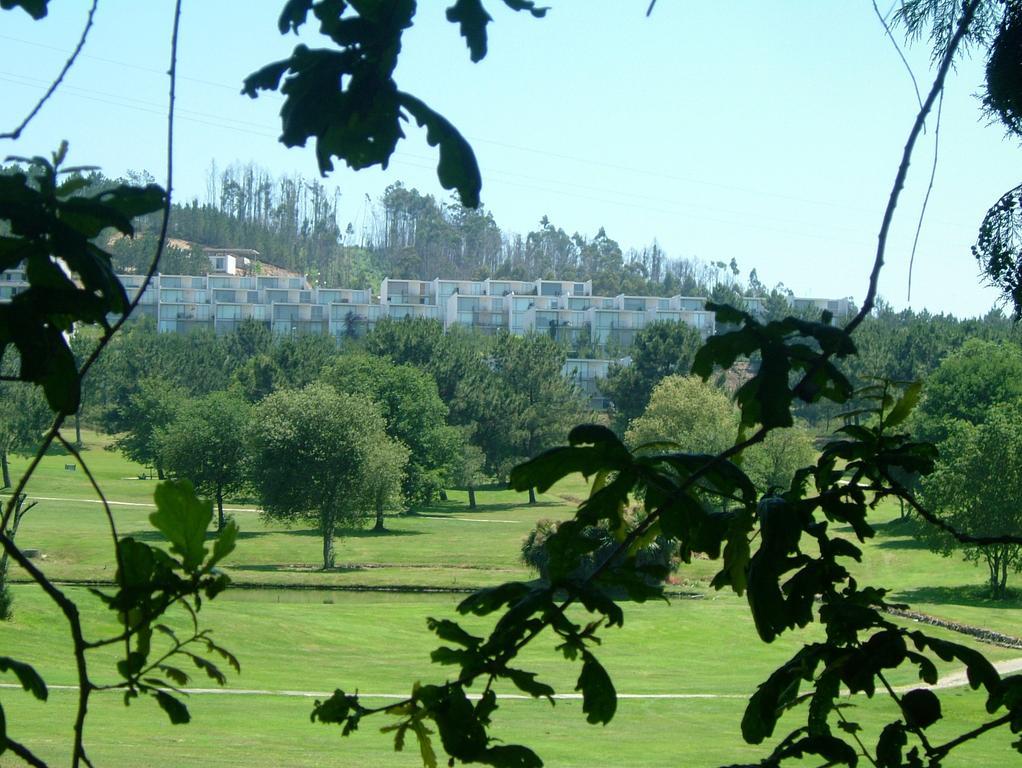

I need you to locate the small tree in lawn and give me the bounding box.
[249,383,385,569]
[321,353,461,507]
[0,374,50,489]
[452,430,486,510]
[366,438,409,533]
[601,320,703,432]
[110,376,186,479]
[159,389,251,532]
[625,374,738,455]
[743,422,817,495]
[920,401,1022,599]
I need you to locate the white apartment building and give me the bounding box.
[1,265,850,347]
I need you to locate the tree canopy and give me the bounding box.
[321,352,460,506]
[248,383,394,569]
[920,401,1022,597]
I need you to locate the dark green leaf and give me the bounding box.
[0,0,49,19]
[278,0,313,33]
[427,618,483,648]
[242,59,291,95]
[511,441,633,494]
[505,667,555,700]
[158,665,190,687]
[876,722,907,768]
[901,688,941,730]
[885,382,922,429]
[397,92,482,208]
[188,653,227,685]
[577,652,616,724]
[483,744,543,768]
[458,582,532,616]
[502,1,547,16]
[150,480,212,572]
[153,690,190,724]
[0,657,47,701]
[208,518,238,569]
[446,0,492,62]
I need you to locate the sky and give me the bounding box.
[1,0,1020,317]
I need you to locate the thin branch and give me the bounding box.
[56,430,133,675]
[931,713,1013,756]
[0,0,100,141]
[873,0,924,111]
[5,737,48,768]
[876,670,934,755]
[56,433,122,556]
[845,0,982,334]
[907,89,943,301]
[835,706,878,767]
[0,528,94,768]
[883,468,1022,545]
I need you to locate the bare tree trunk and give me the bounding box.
[528,487,536,505]
[0,494,33,619]
[0,450,9,489]
[216,488,225,533]
[468,486,477,509]
[74,409,82,448]
[321,507,336,569]
[373,499,385,532]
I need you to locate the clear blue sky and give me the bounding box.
[1,1,1018,317]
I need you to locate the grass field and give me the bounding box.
[1,432,1020,766]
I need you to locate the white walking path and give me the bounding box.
[3,658,1020,701]
[0,495,521,523]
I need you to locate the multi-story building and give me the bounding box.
[0,263,851,349]
[1,260,854,410]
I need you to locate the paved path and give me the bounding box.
[0,495,521,523]
[6,658,1020,701]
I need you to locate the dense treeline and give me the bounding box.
[100,162,763,298]
[80,317,587,508]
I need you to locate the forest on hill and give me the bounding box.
[18,161,766,300]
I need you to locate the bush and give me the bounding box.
[0,583,14,620]
[521,516,674,584]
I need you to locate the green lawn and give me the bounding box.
[2,585,1019,767]
[2,433,1020,766]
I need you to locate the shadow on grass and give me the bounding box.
[336,527,425,538]
[832,518,931,550]
[229,563,369,574]
[875,536,931,551]
[126,529,274,542]
[896,584,1022,609]
[411,500,560,516]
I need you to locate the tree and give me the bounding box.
[365,438,410,532]
[6,1,1022,766]
[601,320,704,431]
[912,338,1022,443]
[920,402,1022,598]
[248,383,388,569]
[0,376,49,489]
[321,353,461,506]
[624,375,739,455]
[69,328,101,447]
[743,423,817,495]
[110,377,186,479]
[158,389,251,532]
[450,429,487,509]
[483,332,586,499]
